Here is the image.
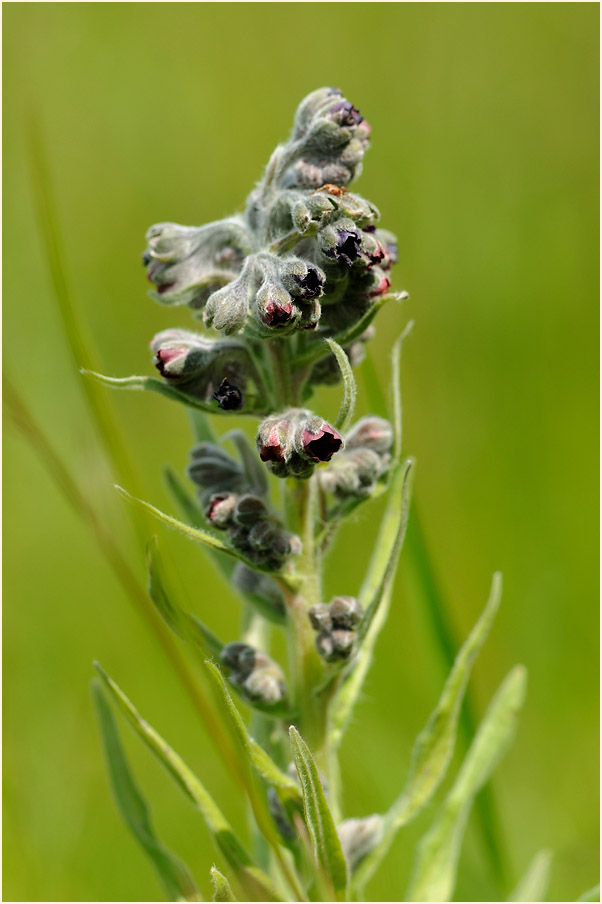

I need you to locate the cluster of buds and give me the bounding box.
[220,642,288,710]
[308,596,364,663]
[188,443,301,570]
[142,87,398,364]
[318,416,393,499]
[256,408,343,479]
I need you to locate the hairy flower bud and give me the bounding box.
[309,596,364,662]
[144,218,250,309]
[232,494,267,526]
[338,815,384,871]
[345,416,394,455]
[221,643,287,709]
[188,443,247,501]
[329,595,364,629]
[256,409,343,479]
[205,492,238,529]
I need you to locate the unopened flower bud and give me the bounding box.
[188,443,246,500]
[204,261,255,335]
[144,219,250,309]
[338,815,384,871]
[345,417,394,455]
[329,596,364,629]
[221,642,256,680]
[308,603,333,633]
[280,260,325,301]
[205,492,238,529]
[221,643,288,709]
[243,664,287,707]
[233,494,267,526]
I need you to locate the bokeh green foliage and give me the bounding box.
[3,3,598,901]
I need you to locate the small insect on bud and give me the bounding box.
[338,815,384,871]
[213,377,244,411]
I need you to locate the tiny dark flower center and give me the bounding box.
[263,301,294,326]
[293,267,324,299]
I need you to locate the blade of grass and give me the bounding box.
[92,681,202,902]
[507,849,552,902]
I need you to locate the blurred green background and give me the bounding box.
[3,3,599,901]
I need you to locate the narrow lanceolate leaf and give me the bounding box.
[115,485,246,560]
[406,665,528,903]
[508,850,553,902]
[92,681,202,902]
[210,866,237,902]
[576,884,601,902]
[289,726,348,900]
[357,457,413,642]
[390,320,413,466]
[83,371,220,413]
[94,664,285,903]
[351,573,502,892]
[146,538,224,659]
[326,338,357,433]
[205,661,300,800]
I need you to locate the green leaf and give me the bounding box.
[146,538,224,659]
[508,850,553,902]
[115,484,248,561]
[351,573,503,892]
[83,371,221,413]
[406,665,528,903]
[357,457,413,641]
[210,866,237,902]
[92,680,202,902]
[289,726,348,900]
[94,663,285,903]
[576,884,601,902]
[205,661,301,800]
[326,338,357,433]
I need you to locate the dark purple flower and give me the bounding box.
[302,425,343,462]
[261,300,295,327]
[213,377,244,411]
[325,228,362,266]
[293,266,324,300]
